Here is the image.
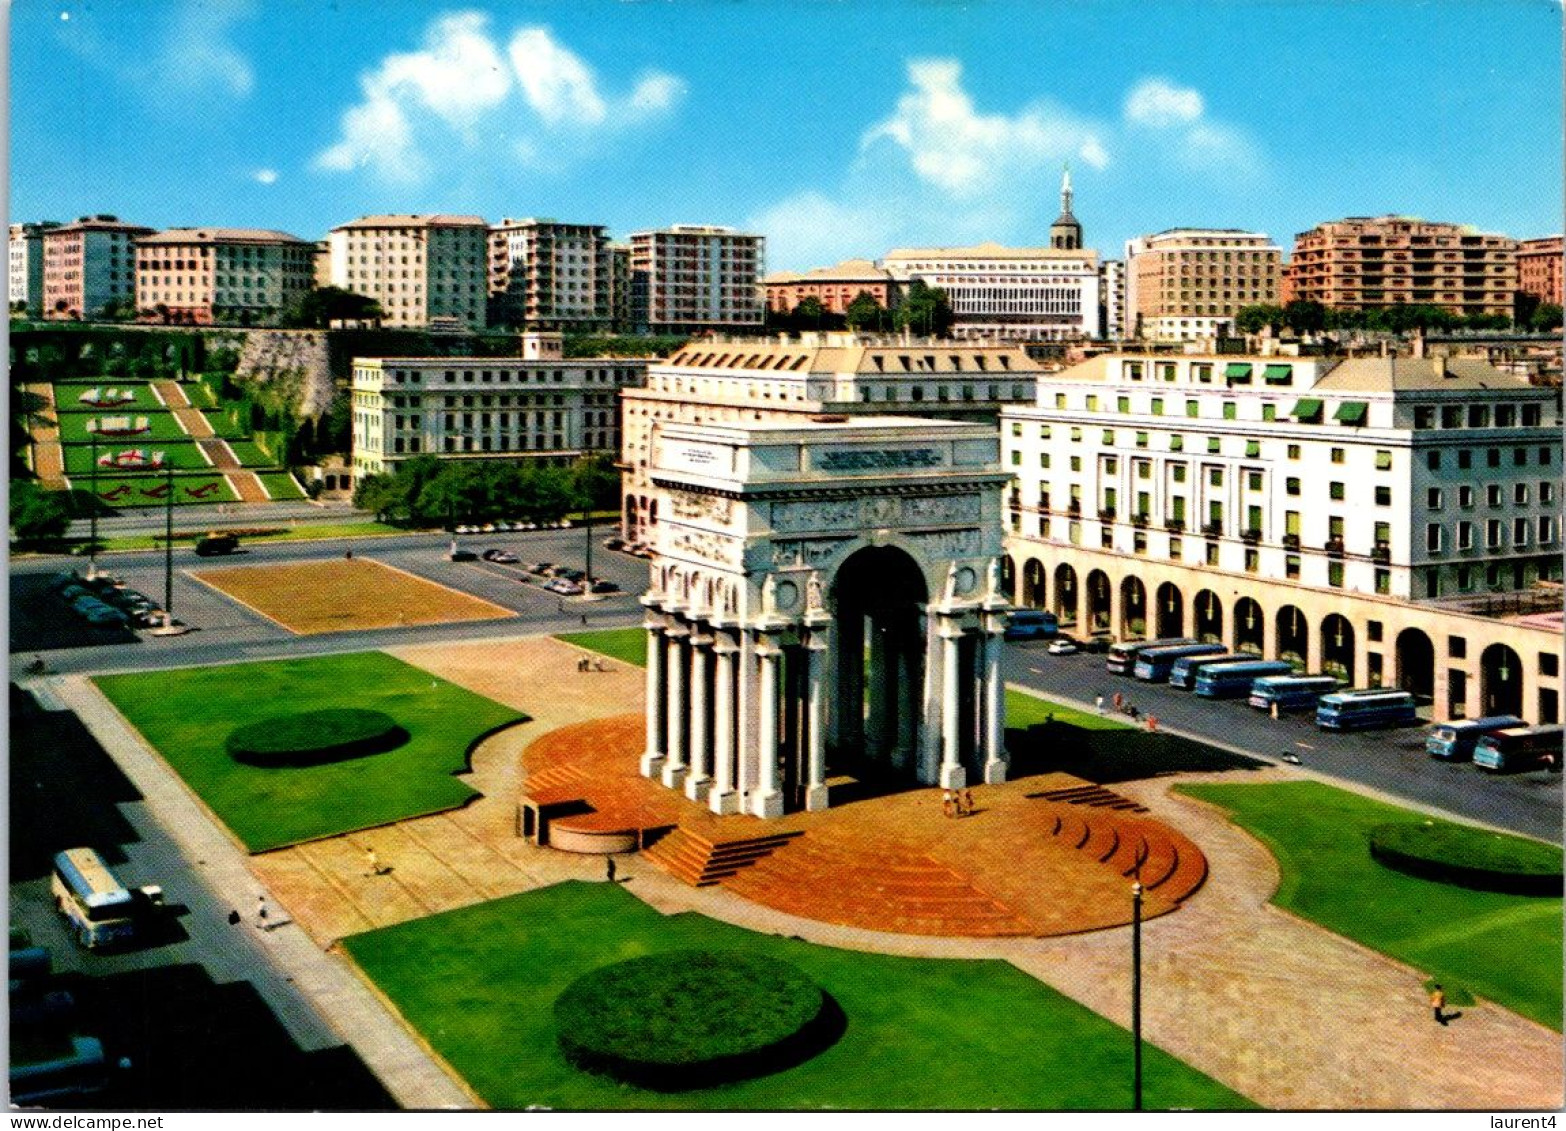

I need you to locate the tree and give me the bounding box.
[791,296,828,330]
[284,286,384,329]
[1530,303,1563,332]
[10,480,72,542]
[894,280,953,337]
[1282,299,1326,337]
[845,290,891,333]
[1235,304,1284,335]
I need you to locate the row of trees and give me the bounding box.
[353,454,619,528]
[764,283,955,337]
[1235,299,1562,337]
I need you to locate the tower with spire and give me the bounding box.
[1050,164,1083,251]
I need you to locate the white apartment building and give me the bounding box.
[488,218,611,331]
[350,334,648,478]
[42,216,153,320]
[134,228,315,324]
[880,242,1101,341]
[629,225,765,333]
[1099,258,1126,340]
[1000,353,1563,722]
[1124,229,1282,342]
[621,334,1042,542]
[329,214,489,329]
[9,221,60,315]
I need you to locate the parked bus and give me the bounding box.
[1132,642,1229,682]
[1425,715,1527,761]
[51,848,163,951]
[1473,725,1565,773]
[1168,652,1252,690]
[1194,659,1297,698]
[8,1036,108,1105]
[1105,637,1198,676]
[1003,609,1059,641]
[1249,675,1340,713]
[1315,689,1418,731]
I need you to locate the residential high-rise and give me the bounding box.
[1123,229,1282,342]
[1000,352,1562,722]
[134,228,315,325]
[488,218,612,331]
[8,221,60,316]
[763,259,894,316]
[41,215,153,320]
[1517,236,1562,308]
[629,225,765,334]
[1287,216,1518,319]
[1098,258,1126,340]
[607,243,632,333]
[880,243,1101,341]
[328,214,489,329]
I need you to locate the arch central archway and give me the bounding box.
[830,546,930,779]
[1395,628,1435,703]
[1155,582,1184,639]
[1480,643,1523,718]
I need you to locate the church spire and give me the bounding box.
[1050,161,1082,251]
[1060,163,1073,217]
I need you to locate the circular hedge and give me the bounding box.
[225,708,408,768]
[1368,821,1564,895]
[553,950,841,1090]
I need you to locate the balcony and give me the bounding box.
[1371,543,1391,563]
[1067,500,1082,517]
[1130,513,1150,529]
[1098,507,1118,523]
[1282,533,1300,549]
[1241,527,1262,544]
[1325,537,1345,557]
[1201,520,1223,538]
[1164,518,1186,533]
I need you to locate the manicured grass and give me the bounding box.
[1369,821,1563,894]
[62,441,211,474]
[75,473,238,507]
[1007,687,1134,732]
[557,627,648,668]
[202,408,252,440]
[257,472,307,499]
[224,439,279,466]
[94,653,525,852]
[1178,781,1563,1030]
[343,882,1255,1110]
[56,409,190,443]
[88,521,410,553]
[226,707,406,767]
[52,382,156,409]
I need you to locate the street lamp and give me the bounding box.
[88,430,99,578]
[1131,880,1144,1111]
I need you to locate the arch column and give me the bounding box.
[708,634,740,814]
[981,614,1007,784]
[804,630,830,811]
[661,622,689,790]
[938,617,967,790]
[751,634,785,817]
[684,632,714,804]
[639,613,667,777]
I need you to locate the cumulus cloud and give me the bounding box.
[251,168,278,186]
[316,12,683,182]
[59,0,256,104]
[862,59,1111,197]
[1122,75,1262,175]
[1123,77,1203,128]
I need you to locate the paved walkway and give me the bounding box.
[42,674,477,1110]
[23,381,66,487]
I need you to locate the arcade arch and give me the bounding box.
[1480,643,1523,718]
[1395,628,1435,703]
[1321,614,1356,684]
[1234,598,1265,655]
[1154,582,1184,638]
[1193,589,1224,643]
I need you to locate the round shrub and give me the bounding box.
[553,950,841,1090]
[225,708,408,768]
[1368,821,1564,895]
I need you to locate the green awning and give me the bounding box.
[1291,398,1323,421]
[1225,363,1253,383]
[1334,401,1368,424]
[1263,364,1293,385]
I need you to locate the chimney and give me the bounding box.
[1411,329,1426,358]
[1435,355,1451,379]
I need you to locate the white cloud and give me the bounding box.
[316,13,682,182]
[252,168,278,186]
[1123,78,1203,128]
[862,59,1110,197]
[749,191,902,276]
[157,0,256,99]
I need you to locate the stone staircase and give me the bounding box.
[1030,782,1149,812]
[642,826,803,887]
[1044,807,1206,899]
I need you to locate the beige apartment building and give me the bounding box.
[629,225,765,334]
[9,221,61,316]
[41,215,153,320]
[488,218,612,331]
[134,228,315,324]
[1123,229,1281,342]
[764,259,895,315]
[1517,236,1562,308]
[328,214,489,329]
[1287,215,1518,319]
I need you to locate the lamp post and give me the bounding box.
[163,461,174,616]
[1131,880,1144,1111]
[88,430,99,578]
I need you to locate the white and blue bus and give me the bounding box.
[1473,725,1564,773]
[1425,715,1526,761]
[1105,637,1198,676]
[1132,642,1229,682]
[1003,609,1059,641]
[1248,674,1340,713]
[1168,652,1252,690]
[1315,689,1418,731]
[51,848,163,951]
[1194,659,1297,698]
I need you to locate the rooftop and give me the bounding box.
[139,227,311,246]
[1311,357,1541,393]
[883,240,1099,264]
[333,214,489,230]
[763,259,890,285]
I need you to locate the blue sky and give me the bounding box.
[10,0,1562,270]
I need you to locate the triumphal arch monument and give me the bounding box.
[639,415,1012,818]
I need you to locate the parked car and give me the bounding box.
[481,549,519,563]
[588,580,621,594]
[1046,637,1080,656]
[448,549,477,562]
[557,568,586,582]
[529,561,555,575]
[78,603,128,628]
[545,578,582,595]
[194,533,239,557]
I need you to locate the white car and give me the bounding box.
[1046,638,1080,656]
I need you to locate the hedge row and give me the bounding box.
[1368,821,1564,896]
[225,708,407,768]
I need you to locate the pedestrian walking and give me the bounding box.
[364,848,384,877]
[1128,704,1140,721]
[1095,694,1105,714]
[961,788,974,816]
[227,909,240,926]
[942,790,955,819]
[1430,983,1449,1025]
[580,613,588,626]
[1113,691,1124,712]
[1147,715,1158,733]
[606,856,618,883]
[255,894,268,926]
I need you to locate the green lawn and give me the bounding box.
[56,409,190,443]
[94,653,525,852]
[343,882,1255,1111]
[557,627,647,668]
[62,440,211,474]
[89,521,411,553]
[74,473,239,507]
[257,472,307,499]
[1178,781,1563,1030]
[52,382,159,410]
[202,408,252,440]
[1007,687,1134,731]
[224,439,280,467]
